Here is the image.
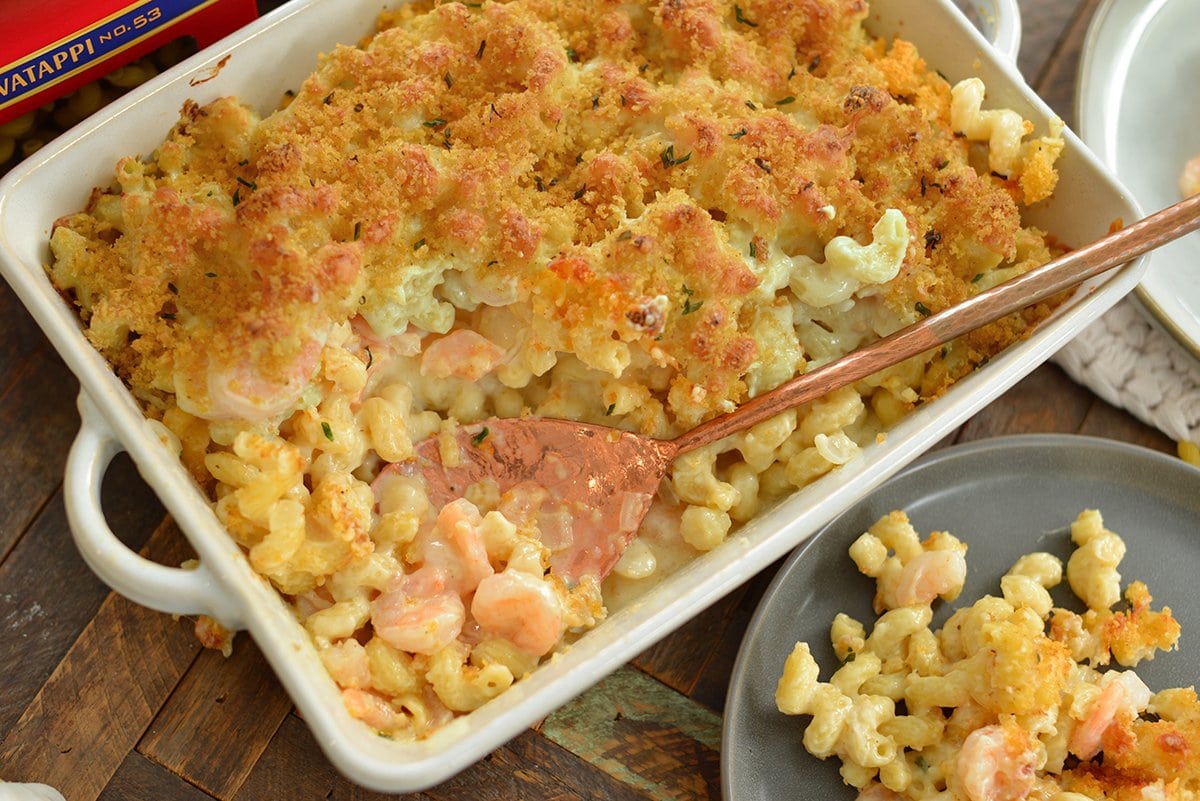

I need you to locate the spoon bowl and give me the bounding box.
[386,192,1200,583]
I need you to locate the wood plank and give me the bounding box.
[0,454,163,734]
[1016,0,1088,84]
[688,557,785,715]
[632,584,749,696]
[97,751,217,801]
[0,520,201,801]
[139,635,292,800]
[0,284,57,394]
[1077,398,1175,453]
[955,363,1095,441]
[0,346,80,562]
[503,731,652,801]
[541,666,722,801]
[231,714,432,801]
[1031,0,1103,122]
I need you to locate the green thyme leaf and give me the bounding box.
[321,422,334,441]
[734,5,758,26]
[915,301,932,317]
[471,427,490,446]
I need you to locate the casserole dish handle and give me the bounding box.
[65,391,244,628]
[968,0,1022,63]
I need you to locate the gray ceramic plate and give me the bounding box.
[722,434,1200,800]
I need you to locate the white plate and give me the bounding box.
[1077,0,1200,360]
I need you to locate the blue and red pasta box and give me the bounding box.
[0,0,258,126]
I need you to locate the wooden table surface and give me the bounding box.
[0,1,1182,798]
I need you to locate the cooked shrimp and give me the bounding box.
[954,722,1037,801]
[204,336,324,421]
[342,688,410,734]
[893,549,967,607]
[420,329,505,381]
[471,570,564,656]
[435,498,495,593]
[371,582,465,655]
[1181,155,1200,198]
[855,784,904,801]
[1069,679,1126,760]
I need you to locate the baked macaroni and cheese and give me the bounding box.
[1182,155,1200,198]
[49,0,1065,737]
[776,509,1197,800]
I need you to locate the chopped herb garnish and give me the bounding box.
[592,94,600,109]
[413,238,426,251]
[566,46,579,62]
[808,55,821,72]
[441,129,453,150]
[443,72,454,88]
[659,144,692,169]
[775,96,795,105]
[787,65,797,80]
[734,4,758,26]
[490,103,502,118]
[237,159,249,166]
[422,118,447,128]
[365,346,373,369]
[682,284,694,296]
[754,156,772,173]
[842,651,857,664]
[573,184,587,200]
[605,403,615,416]
[205,272,217,278]
[915,301,932,317]
[639,62,649,73]
[620,95,627,107]
[681,285,703,315]
[476,40,487,59]
[972,273,984,283]
[535,175,546,192]
[575,152,584,164]
[617,230,633,241]
[236,176,256,190]
[232,188,241,206]
[159,312,176,320]
[916,755,929,771]
[924,229,942,250]
[749,241,757,258]
[167,282,178,294]
[471,427,490,446]
[745,100,757,110]
[321,422,334,441]
[941,345,949,359]
[936,158,949,170]
[353,222,362,241]
[323,92,334,104]
[730,128,747,139]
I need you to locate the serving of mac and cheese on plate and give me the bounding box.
[43,0,1073,738]
[777,508,1197,799]
[723,436,1200,801]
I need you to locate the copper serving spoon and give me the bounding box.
[382,192,1200,584]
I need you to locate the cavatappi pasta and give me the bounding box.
[776,510,1198,800]
[50,0,1066,738]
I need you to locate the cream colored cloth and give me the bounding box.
[1053,299,1200,443]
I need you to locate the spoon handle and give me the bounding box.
[671,191,1200,456]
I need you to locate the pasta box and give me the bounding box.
[0,0,257,126]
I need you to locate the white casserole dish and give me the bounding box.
[0,0,1143,791]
